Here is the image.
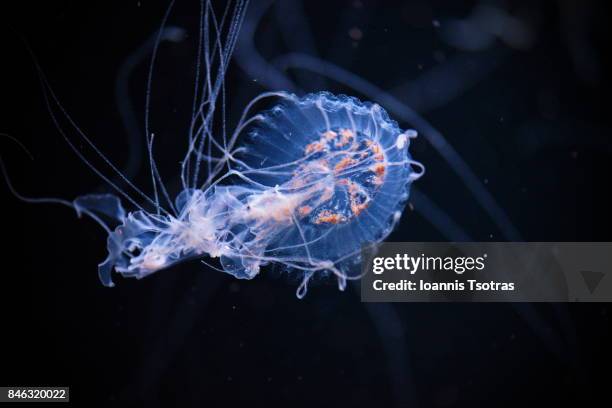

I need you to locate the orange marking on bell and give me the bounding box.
[340,129,354,139]
[322,130,338,141]
[298,205,312,216]
[351,202,369,216]
[335,128,354,147]
[334,156,357,173]
[314,210,346,224]
[305,141,326,154]
[336,178,349,185]
[372,163,386,176]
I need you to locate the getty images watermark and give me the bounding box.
[360,243,612,302]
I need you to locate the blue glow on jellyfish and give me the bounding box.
[75,92,424,298]
[7,0,423,298]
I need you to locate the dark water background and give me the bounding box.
[1,1,611,406]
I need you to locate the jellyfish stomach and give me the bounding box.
[206,175,338,279]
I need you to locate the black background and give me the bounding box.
[1,1,611,407]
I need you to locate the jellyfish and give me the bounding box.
[73,92,423,298]
[4,0,423,298]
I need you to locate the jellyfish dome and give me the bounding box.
[228,92,424,293]
[78,92,423,298]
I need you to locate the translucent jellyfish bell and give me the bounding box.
[228,92,424,295]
